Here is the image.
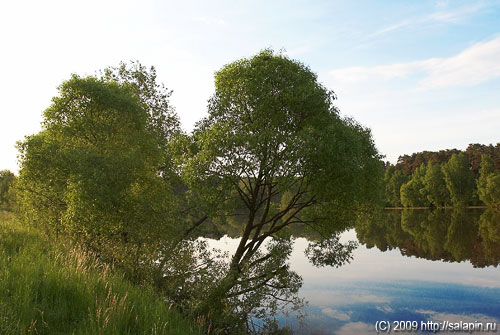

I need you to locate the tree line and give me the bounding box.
[384,148,500,208]
[2,51,384,334]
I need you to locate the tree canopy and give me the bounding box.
[15,71,182,280]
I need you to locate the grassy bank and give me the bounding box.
[0,212,204,335]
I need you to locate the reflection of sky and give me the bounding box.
[206,230,500,334]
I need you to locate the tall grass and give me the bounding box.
[0,212,204,335]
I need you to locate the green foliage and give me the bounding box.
[177,49,384,330]
[386,143,500,208]
[442,153,476,206]
[0,170,16,210]
[423,162,450,207]
[477,154,500,207]
[384,167,409,207]
[0,213,204,335]
[99,61,181,175]
[16,74,179,280]
[400,163,429,207]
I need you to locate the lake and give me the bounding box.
[206,209,500,334]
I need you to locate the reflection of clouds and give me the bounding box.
[303,289,390,306]
[334,322,373,335]
[376,305,393,313]
[415,309,436,315]
[321,308,351,321]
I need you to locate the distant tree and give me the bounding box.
[477,154,500,207]
[423,162,450,207]
[384,166,409,207]
[0,170,16,210]
[441,153,476,206]
[466,143,500,176]
[400,163,429,207]
[396,149,460,175]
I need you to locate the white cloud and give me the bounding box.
[334,322,373,335]
[329,59,437,83]
[420,36,500,88]
[369,3,486,37]
[329,35,500,89]
[321,308,351,321]
[427,3,485,23]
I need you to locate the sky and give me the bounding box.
[1,0,500,172]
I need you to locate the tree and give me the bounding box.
[423,162,450,207]
[477,154,500,207]
[396,149,460,175]
[384,166,409,207]
[16,74,178,278]
[179,50,384,329]
[400,163,429,207]
[466,143,500,176]
[441,153,476,206]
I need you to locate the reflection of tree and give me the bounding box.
[445,209,477,262]
[356,209,500,268]
[476,209,500,267]
[401,210,451,260]
[356,210,410,252]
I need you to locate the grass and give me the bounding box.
[0,212,205,335]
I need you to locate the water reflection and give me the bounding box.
[356,208,500,267]
[205,209,500,334]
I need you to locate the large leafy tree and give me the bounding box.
[179,50,384,328]
[16,73,179,277]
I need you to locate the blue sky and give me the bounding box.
[1,0,500,172]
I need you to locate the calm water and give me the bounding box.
[207,209,500,334]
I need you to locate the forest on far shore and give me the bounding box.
[384,143,500,208]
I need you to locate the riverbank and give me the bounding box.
[0,212,204,335]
